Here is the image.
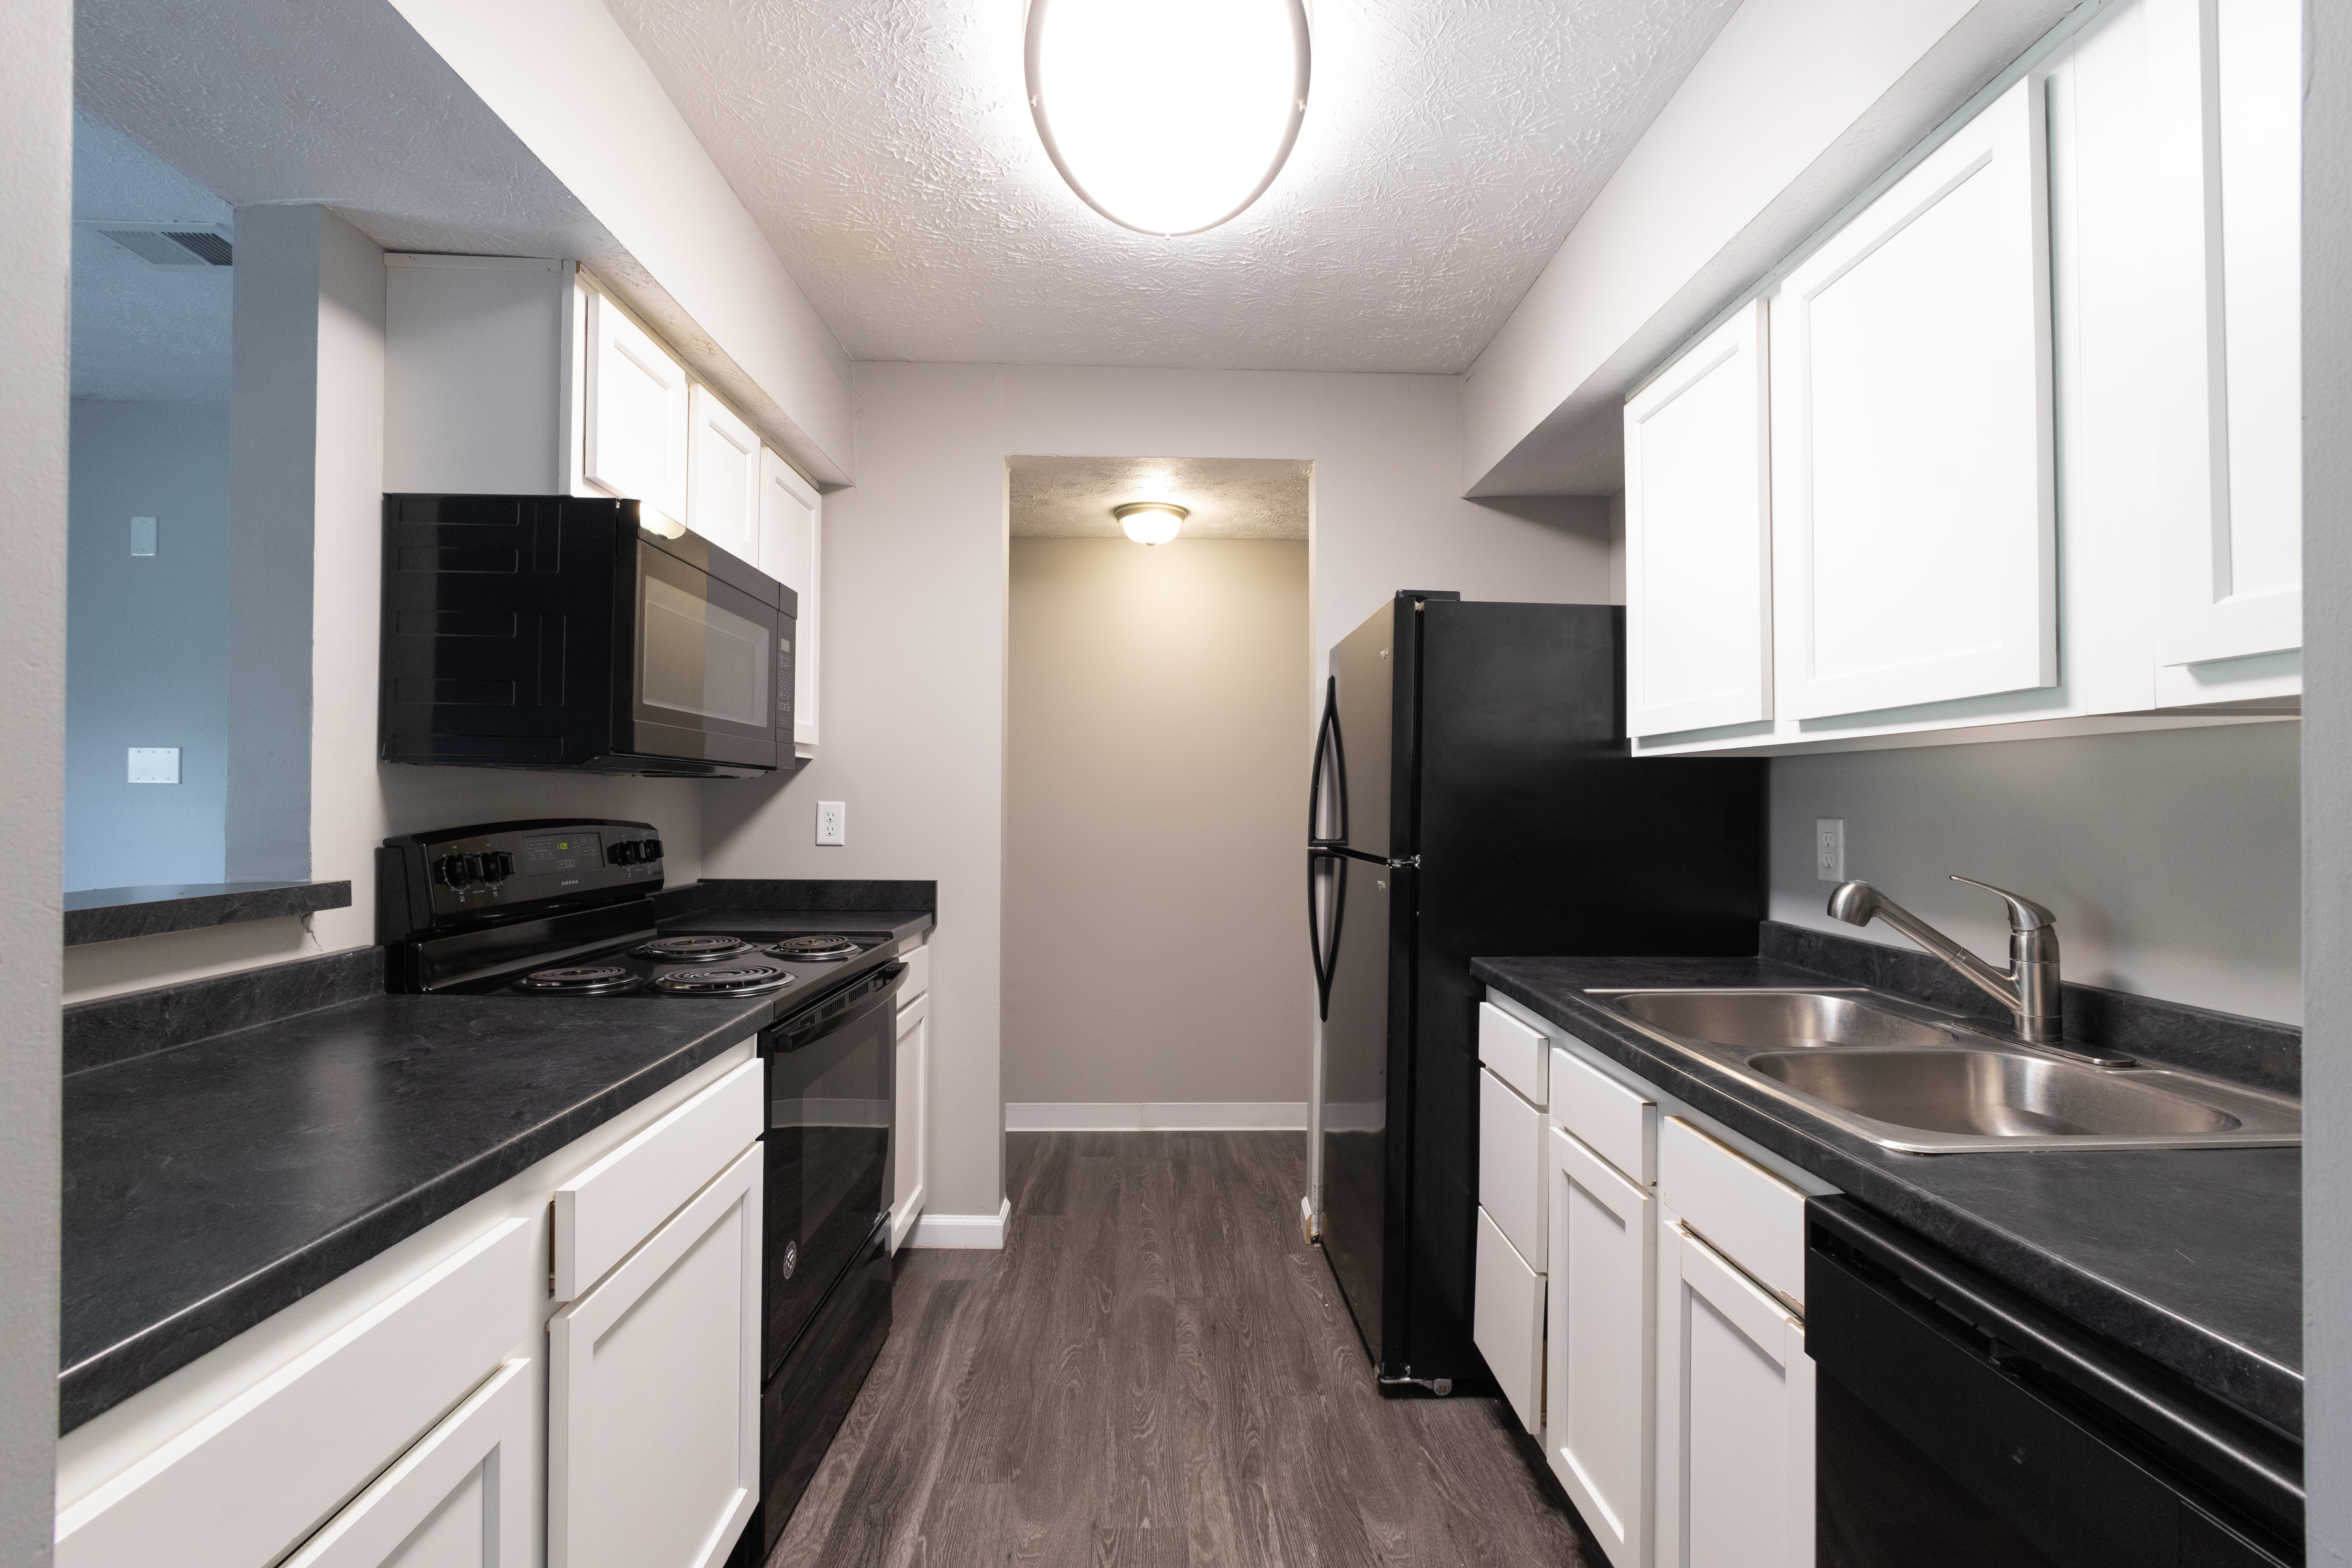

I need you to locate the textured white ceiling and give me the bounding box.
[1009,456,1310,538]
[601,0,1740,372]
[72,111,235,402]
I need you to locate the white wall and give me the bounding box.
[1770,724,2302,1023]
[65,400,232,890]
[384,0,852,487]
[0,0,68,1558]
[63,206,708,1003]
[2302,0,2350,1549]
[701,362,1613,1224]
[1004,538,1310,1118]
[1463,0,2076,495]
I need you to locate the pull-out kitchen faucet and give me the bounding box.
[1826,876,2129,1067]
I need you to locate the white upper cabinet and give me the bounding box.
[760,449,823,751]
[1771,76,2056,721]
[583,290,691,523]
[686,386,762,563]
[1624,299,1773,738]
[2156,0,2303,665]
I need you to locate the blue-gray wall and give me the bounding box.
[65,398,231,891]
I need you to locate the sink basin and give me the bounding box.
[1746,1049,2242,1139]
[1613,990,1956,1050]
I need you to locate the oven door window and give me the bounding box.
[634,546,777,743]
[765,991,893,1376]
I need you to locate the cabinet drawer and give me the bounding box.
[1551,1045,1658,1186]
[553,1056,762,1301]
[1478,1067,1548,1269]
[1659,1116,1808,1310]
[1474,1207,1545,1435]
[56,1219,532,1568]
[896,941,929,1006]
[1478,1002,1548,1107]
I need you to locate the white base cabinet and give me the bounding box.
[1546,1125,1656,1568]
[892,984,931,1252]
[56,1043,764,1568]
[1473,1208,1546,1433]
[1654,1216,1813,1568]
[550,1144,763,1568]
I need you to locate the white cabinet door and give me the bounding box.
[280,1360,532,1568]
[1772,76,2055,719]
[760,448,822,750]
[1472,1207,1545,1435]
[582,290,690,523]
[1478,1066,1547,1270]
[1625,298,1773,737]
[1546,1127,1654,1568]
[892,992,930,1252]
[2156,0,2302,664]
[549,1145,762,1568]
[1655,1214,1812,1568]
[686,386,762,563]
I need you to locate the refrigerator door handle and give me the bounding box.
[1309,847,1347,1021]
[1309,677,1348,848]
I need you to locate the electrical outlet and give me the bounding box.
[130,517,156,556]
[816,800,846,846]
[128,747,180,784]
[1815,818,1846,882]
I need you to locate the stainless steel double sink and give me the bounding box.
[1587,987,2300,1154]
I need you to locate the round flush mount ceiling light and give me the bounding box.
[1026,0,1311,237]
[1115,502,1188,545]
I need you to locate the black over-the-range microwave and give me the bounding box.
[380,493,794,777]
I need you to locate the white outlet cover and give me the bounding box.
[128,747,181,784]
[816,800,846,846]
[1815,817,1846,882]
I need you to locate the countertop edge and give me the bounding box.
[1469,956,2304,1437]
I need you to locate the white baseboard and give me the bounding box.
[1004,1101,1309,1132]
[888,1184,926,1253]
[905,1197,1010,1250]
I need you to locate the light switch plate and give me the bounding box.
[130,517,156,556]
[128,747,181,784]
[1815,818,1846,882]
[816,800,846,846]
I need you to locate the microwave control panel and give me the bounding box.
[377,818,664,939]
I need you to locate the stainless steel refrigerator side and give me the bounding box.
[1316,603,1399,1368]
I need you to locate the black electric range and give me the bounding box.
[379,818,905,1563]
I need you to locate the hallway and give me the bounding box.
[771,1132,1591,1567]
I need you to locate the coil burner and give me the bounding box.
[634,934,752,962]
[650,964,799,997]
[769,934,863,962]
[514,965,642,996]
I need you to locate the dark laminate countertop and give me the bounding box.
[1472,953,2303,1438]
[61,908,933,1433]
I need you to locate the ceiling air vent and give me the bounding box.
[99,227,233,267]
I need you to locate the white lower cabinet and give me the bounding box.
[549,1142,764,1568]
[1473,1207,1546,1433]
[1546,1126,1655,1568]
[281,1358,534,1568]
[892,987,931,1252]
[56,1044,764,1568]
[1654,1216,1813,1568]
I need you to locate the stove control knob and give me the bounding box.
[608,840,638,867]
[435,854,472,889]
[479,850,514,884]
[644,838,664,862]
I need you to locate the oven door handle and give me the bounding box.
[771,962,906,1053]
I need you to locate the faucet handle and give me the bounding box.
[1949,875,2055,931]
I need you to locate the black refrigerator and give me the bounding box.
[1309,593,1764,1392]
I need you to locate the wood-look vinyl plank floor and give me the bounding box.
[769,1132,1593,1568]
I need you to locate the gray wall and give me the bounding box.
[65,400,232,890]
[1770,724,2302,1023]
[1,0,68,1559]
[2303,0,2348,1552]
[1003,538,1311,1111]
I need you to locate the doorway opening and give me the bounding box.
[1003,456,1312,1128]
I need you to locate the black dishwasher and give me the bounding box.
[1808,1197,2302,1568]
